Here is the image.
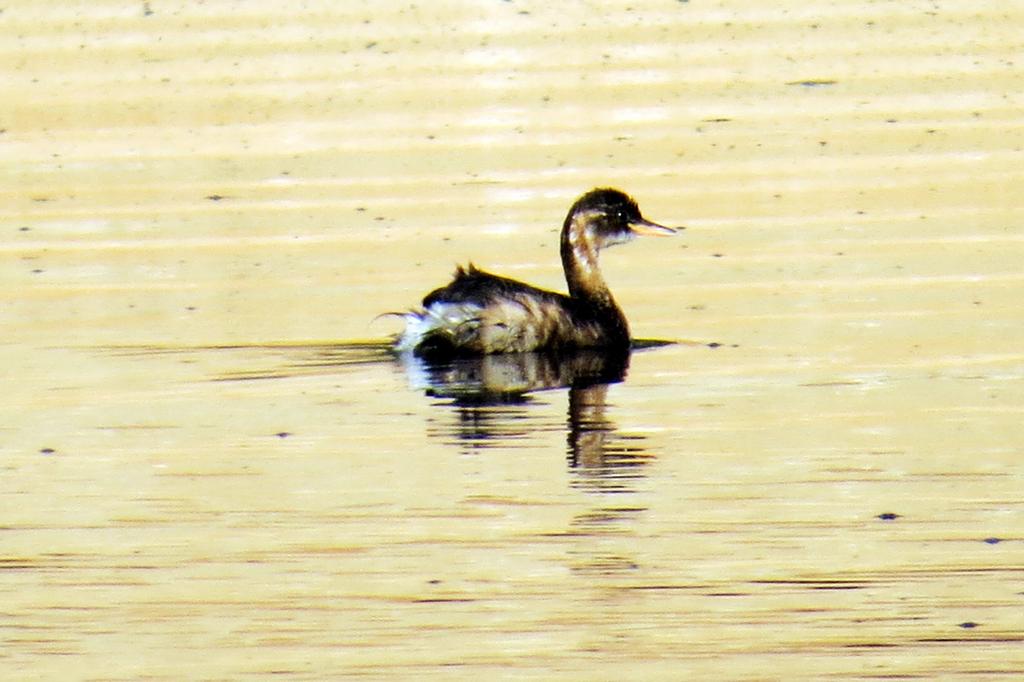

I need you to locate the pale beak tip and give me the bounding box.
[631,220,681,237]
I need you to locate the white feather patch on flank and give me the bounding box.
[394,302,483,351]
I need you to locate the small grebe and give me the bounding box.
[396,188,678,357]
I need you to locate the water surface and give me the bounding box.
[3,1,1023,679]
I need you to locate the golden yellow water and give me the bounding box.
[3,1,1023,679]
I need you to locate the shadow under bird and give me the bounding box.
[394,187,680,357]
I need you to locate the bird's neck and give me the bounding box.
[560,214,624,321]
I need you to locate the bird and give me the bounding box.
[394,187,678,357]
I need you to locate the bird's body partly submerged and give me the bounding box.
[399,263,623,355]
[395,188,678,357]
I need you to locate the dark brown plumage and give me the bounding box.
[396,188,678,357]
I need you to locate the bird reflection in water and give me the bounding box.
[399,345,659,493]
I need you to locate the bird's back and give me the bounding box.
[397,265,615,356]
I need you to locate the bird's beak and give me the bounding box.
[629,217,681,237]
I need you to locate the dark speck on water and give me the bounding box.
[787,79,838,87]
[982,537,1001,544]
[40,448,55,455]
[958,621,979,629]
[877,512,900,521]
